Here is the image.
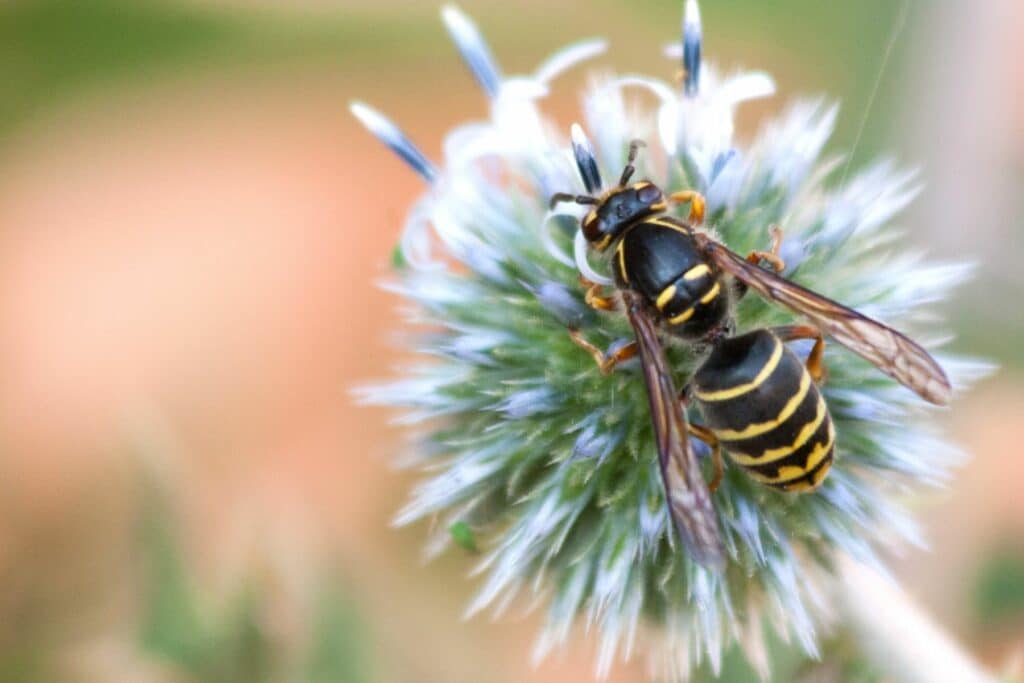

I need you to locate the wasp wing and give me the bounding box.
[622,289,726,570]
[693,231,953,405]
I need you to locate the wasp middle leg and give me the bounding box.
[568,330,638,375]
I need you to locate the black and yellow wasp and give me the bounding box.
[551,124,952,569]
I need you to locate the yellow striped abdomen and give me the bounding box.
[691,329,834,492]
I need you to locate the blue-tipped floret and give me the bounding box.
[570,123,603,193]
[441,4,503,99]
[349,101,439,184]
[683,0,702,96]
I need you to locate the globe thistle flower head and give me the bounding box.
[352,3,989,680]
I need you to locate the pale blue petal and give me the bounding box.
[442,4,502,98]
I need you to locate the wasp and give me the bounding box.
[551,124,952,569]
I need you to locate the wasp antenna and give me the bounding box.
[350,101,439,184]
[683,0,702,97]
[570,123,603,194]
[441,4,502,99]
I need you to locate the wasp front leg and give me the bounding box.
[773,324,827,385]
[667,190,706,225]
[578,275,617,312]
[568,330,638,375]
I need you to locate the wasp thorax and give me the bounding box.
[583,181,667,250]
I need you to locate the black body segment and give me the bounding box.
[613,218,729,339]
[692,330,835,492]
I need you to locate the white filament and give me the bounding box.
[574,228,613,285]
[540,210,577,267]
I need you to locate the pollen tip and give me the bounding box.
[685,0,701,29]
[440,2,501,99]
[569,124,603,194]
[683,0,702,96]
[440,3,464,27]
[349,100,387,134]
[570,122,588,147]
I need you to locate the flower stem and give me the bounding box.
[838,556,997,683]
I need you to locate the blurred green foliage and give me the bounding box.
[0,0,432,139]
[137,478,372,682]
[972,542,1024,631]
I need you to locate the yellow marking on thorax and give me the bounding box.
[699,282,721,305]
[668,306,695,325]
[693,339,783,402]
[616,242,628,283]
[727,393,829,466]
[656,285,677,311]
[683,264,710,281]
[713,372,812,442]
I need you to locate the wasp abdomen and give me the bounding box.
[692,329,834,492]
[614,219,728,339]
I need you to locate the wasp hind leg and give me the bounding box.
[690,423,724,493]
[773,324,827,384]
[680,385,724,493]
[568,330,638,375]
[667,190,706,225]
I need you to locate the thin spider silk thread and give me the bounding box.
[838,0,911,189]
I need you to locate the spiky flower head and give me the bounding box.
[353,3,987,679]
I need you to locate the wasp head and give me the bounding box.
[562,124,666,251]
[582,182,667,251]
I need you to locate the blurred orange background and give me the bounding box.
[0,1,1022,680]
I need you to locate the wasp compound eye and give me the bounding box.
[637,184,662,203]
